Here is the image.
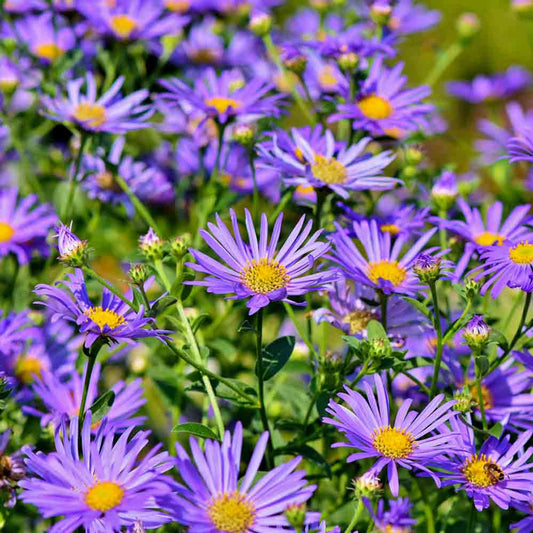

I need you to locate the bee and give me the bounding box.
[484,463,506,484]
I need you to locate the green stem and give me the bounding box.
[283,302,316,358]
[61,133,89,222]
[82,266,137,310]
[249,148,259,223]
[379,291,388,331]
[256,309,274,469]
[79,354,97,424]
[442,298,472,345]
[425,42,463,87]
[268,189,293,224]
[438,209,447,251]
[474,348,488,431]
[429,281,444,399]
[114,174,161,234]
[345,499,363,533]
[414,478,436,533]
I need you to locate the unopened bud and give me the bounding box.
[513,0,533,17]
[431,171,458,212]
[139,228,164,261]
[405,145,424,166]
[233,124,255,146]
[463,315,490,349]
[354,471,382,497]
[129,263,150,286]
[369,338,391,358]
[464,278,480,299]
[285,503,307,530]
[338,52,359,71]
[456,12,480,41]
[370,1,392,25]
[131,521,146,533]
[170,233,191,259]
[413,253,442,283]
[55,223,89,267]
[249,12,272,36]
[453,388,474,413]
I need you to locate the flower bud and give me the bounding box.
[169,233,191,260]
[139,228,164,261]
[131,521,146,533]
[55,223,89,267]
[338,52,359,71]
[513,0,533,17]
[405,145,424,166]
[285,503,307,530]
[463,315,490,349]
[369,338,392,358]
[233,124,255,146]
[129,263,150,286]
[249,12,272,36]
[281,48,308,75]
[310,0,331,11]
[456,12,480,41]
[128,345,150,375]
[354,471,382,497]
[413,253,442,283]
[431,171,458,212]
[370,1,392,25]
[453,388,474,413]
[464,278,480,299]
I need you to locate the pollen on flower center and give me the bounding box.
[207,492,255,533]
[461,454,502,488]
[241,258,289,294]
[358,94,394,120]
[86,306,126,330]
[343,309,377,335]
[372,426,415,459]
[367,260,407,286]
[34,43,64,61]
[469,383,494,410]
[14,355,43,385]
[380,223,401,235]
[205,96,242,114]
[110,14,138,39]
[311,155,347,184]
[475,231,505,246]
[318,65,338,89]
[85,481,125,512]
[509,242,533,264]
[0,222,15,243]
[73,102,107,128]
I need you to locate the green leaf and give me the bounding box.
[342,335,362,350]
[316,391,331,418]
[278,444,332,477]
[489,329,508,351]
[402,297,432,319]
[173,422,219,440]
[215,379,257,407]
[475,356,490,377]
[88,390,115,424]
[366,320,388,342]
[489,423,504,439]
[257,336,295,381]
[238,319,256,333]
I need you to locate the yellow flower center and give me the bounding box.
[311,155,347,184]
[34,43,64,61]
[110,14,137,39]
[0,78,18,92]
[85,307,126,330]
[207,492,255,533]
[461,454,503,488]
[85,481,125,512]
[372,426,415,459]
[343,309,376,335]
[241,258,289,294]
[381,224,401,235]
[475,232,505,246]
[190,48,219,64]
[14,355,43,385]
[165,0,190,11]
[318,65,338,89]
[469,383,494,410]
[367,260,407,287]
[73,103,107,129]
[509,242,533,264]
[296,185,315,196]
[205,96,242,114]
[0,222,15,243]
[96,171,120,191]
[358,94,394,120]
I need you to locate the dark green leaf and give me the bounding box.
[89,390,115,424]
[403,297,432,319]
[489,423,504,439]
[257,336,295,381]
[173,422,219,440]
[475,356,490,377]
[278,444,331,477]
[316,391,331,418]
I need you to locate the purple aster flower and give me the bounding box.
[34,268,168,347]
[364,497,417,532]
[0,310,36,357]
[330,58,434,137]
[0,187,57,264]
[24,362,145,431]
[158,422,319,531]
[507,129,533,163]
[158,68,286,125]
[79,0,187,42]
[328,219,438,296]
[305,521,341,533]
[323,374,457,496]
[439,199,533,281]
[303,53,350,98]
[20,414,173,531]
[171,17,224,66]
[470,238,533,297]
[3,0,46,13]
[447,66,532,104]
[258,127,398,198]
[187,209,336,314]
[0,429,26,508]
[434,415,533,511]
[42,73,153,133]
[387,0,441,35]
[314,279,429,338]
[512,497,533,533]
[13,13,76,63]
[287,8,343,43]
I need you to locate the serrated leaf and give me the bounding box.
[173,422,219,440]
[89,390,115,424]
[489,423,504,439]
[257,336,295,381]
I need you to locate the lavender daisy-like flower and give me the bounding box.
[20,414,173,531]
[34,269,167,347]
[330,58,433,137]
[24,363,146,432]
[187,209,335,314]
[507,129,533,163]
[512,497,533,533]
[328,219,438,296]
[364,497,417,533]
[324,374,457,496]
[158,422,319,531]
[440,200,533,281]
[258,127,398,198]
[42,73,153,133]
[0,187,57,265]
[0,429,26,508]
[0,310,36,357]
[159,68,286,125]
[434,415,533,511]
